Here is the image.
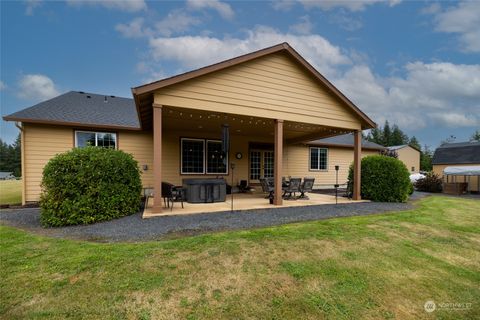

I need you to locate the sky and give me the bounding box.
[1,0,479,148]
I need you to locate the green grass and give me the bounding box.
[1,196,479,319]
[0,179,22,205]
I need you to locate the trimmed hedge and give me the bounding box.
[40,147,142,227]
[348,155,411,202]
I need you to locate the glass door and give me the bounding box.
[249,150,274,183]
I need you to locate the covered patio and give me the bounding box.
[131,43,376,215]
[143,191,365,218]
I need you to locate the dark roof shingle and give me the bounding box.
[432,141,480,165]
[306,133,385,150]
[3,91,140,130]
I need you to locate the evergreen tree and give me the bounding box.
[391,124,408,146]
[0,133,22,177]
[471,130,480,142]
[420,145,433,171]
[383,120,392,146]
[409,136,421,150]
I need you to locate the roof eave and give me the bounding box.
[2,116,142,131]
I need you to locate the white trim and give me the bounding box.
[309,147,328,171]
[180,138,205,174]
[75,130,117,148]
[206,139,229,175]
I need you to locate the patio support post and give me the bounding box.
[274,119,284,205]
[353,130,362,200]
[153,105,163,212]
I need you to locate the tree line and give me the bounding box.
[0,134,21,177]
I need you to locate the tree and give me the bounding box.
[391,124,409,146]
[0,134,21,177]
[409,136,421,150]
[441,135,456,145]
[383,120,392,146]
[471,130,480,142]
[420,145,433,172]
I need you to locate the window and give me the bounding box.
[181,138,205,174]
[180,138,228,174]
[310,147,328,170]
[411,166,415,172]
[75,131,117,148]
[206,140,227,174]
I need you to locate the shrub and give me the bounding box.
[40,147,142,227]
[348,155,411,202]
[414,172,443,193]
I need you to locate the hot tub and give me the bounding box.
[182,178,227,203]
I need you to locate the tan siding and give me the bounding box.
[23,124,73,202]
[433,164,480,192]
[154,52,362,130]
[284,145,378,187]
[396,146,420,173]
[23,124,157,202]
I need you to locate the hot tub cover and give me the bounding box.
[443,166,480,176]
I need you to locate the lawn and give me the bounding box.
[1,196,479,319]
[0,179,22,205]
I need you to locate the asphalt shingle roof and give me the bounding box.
[3,91,140,129]
[306,133,385,150]
[432,141,480,165]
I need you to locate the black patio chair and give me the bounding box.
[259,178,274,200]
[283,177,301,200]
[237,180,250,193]
[299,177,315,200]
[162,182,185,211]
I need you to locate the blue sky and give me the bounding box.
[1,0,479,148]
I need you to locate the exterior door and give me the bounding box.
[249,150,274,183]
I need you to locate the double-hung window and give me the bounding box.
[310,147,328,171]
[181,138,228,174]
[75,131,117,148]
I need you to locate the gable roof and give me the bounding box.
[3,91,140,130]
[131,42,376,130]
[306,133,385,150]
[433,141,480,165]
[387,144,420,152]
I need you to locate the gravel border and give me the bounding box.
[0,193,433,242]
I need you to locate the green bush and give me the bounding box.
[414,172,443,193]
[348,155,411,202]
[40,147,142,227]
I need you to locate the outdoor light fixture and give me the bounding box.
[334,165,340,205]
[143,164,148,171]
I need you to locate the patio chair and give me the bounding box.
[299,177,315,200]
[259,178,274,200]
[237,180,250,193]
[283,177,301,200]
[162,182,185,211]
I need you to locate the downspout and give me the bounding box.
[15,122,26,206]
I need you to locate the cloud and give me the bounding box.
[148,26,351,78]
[66,0,146,12]
[115,18,153,38]
[329,9,363,31]
[187,0,234,19]
[274,0,401,12]
[155,10,202,37]
[333,61,480,129]
[25,0,42,15]
[429,1,480,53]
[17,74,60,101]
[289,16,313,35]
[0,81,5,91]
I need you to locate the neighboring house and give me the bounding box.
[3,43,376,210]
[432,141,480,192]
[0,172,15,180]
[387,145,421,173]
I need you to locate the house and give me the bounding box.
[387,145,421,173]
[3,43,376,211]
[433,141,480,192]
[304,133,384,188]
